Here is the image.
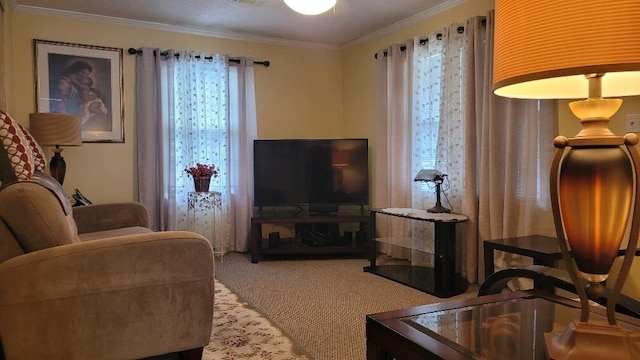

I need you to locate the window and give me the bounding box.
[412,31,465,201]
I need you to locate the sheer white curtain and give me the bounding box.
[374,43,414,256]
[228,58,257,252]
[136,50,257,254]
[464,14,556,283]
[375,14,557,285]
[136,48,174,231]
[411,26,467,259]
[374,27,467,263]
[172,52,229,233]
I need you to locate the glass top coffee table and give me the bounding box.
[366,291,640,360]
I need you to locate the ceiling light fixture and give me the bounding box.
[283,0,336,15]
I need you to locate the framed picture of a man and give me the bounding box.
[34,39,124,143]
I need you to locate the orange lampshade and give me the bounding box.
[492,1,640,99]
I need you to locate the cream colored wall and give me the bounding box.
[8,10,343,203]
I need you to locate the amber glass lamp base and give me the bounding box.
[545,320,640,360]
[49,146,67,185]
[558,145,633,283]
[547,74,640,359]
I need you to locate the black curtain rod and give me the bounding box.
[374,19,486,59]
[127,48,270,67]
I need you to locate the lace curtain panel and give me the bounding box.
[374,25,467,267]
[172,52,229,234]
[411,25,467,263]
[465,14,556,284]
[374,43,414,260]
[135,50,257,253]
[375,12,557,284]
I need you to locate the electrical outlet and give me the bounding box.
[626,114,640,133]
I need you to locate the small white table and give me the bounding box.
[188,191,224,261]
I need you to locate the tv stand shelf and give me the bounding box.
[250,210,370,263]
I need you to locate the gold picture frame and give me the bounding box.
[34,39,124,143]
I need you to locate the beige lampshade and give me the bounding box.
[28,113,82,146]
[492,0,640,99]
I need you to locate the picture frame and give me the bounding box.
[34,39,124,143]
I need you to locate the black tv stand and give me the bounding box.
[250,209,370,263]
[309,203,338,214]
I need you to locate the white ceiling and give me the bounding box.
[10,0,457,48]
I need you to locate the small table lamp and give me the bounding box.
[492,1,640,359]
[414,169,451,213]
[29,113,82,185]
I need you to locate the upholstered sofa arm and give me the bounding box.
[0,231,214,359]
[73,202,150,234]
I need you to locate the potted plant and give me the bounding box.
[185,163,219,192]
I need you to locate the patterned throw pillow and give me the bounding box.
[17,123,47,172]
[0,110,35,183]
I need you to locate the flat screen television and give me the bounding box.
[253,138,369,209]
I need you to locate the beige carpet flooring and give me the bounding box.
[215,253,478,360]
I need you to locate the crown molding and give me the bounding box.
[16,5,341,51]
[340,0,468,49]
[16,0,468,51]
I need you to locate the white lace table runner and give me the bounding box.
[378,208,469,222]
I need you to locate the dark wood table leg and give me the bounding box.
[179,347,203,360]
[484,243,496,280]
[434,222,456,294]
[369,211,377,268]
[533,258,558,291]
[250,220,260,263]
[366,339,387,360]
[366,320,402,360]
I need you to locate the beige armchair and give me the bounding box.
[0,174,214,359]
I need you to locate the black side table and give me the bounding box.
[483,235,640,290]
[364,208,469,298]
[483,235,562,279]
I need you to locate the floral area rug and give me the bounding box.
[203,281,310,360]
